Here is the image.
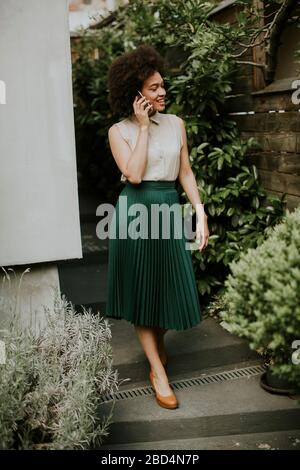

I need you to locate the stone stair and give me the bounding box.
[57,192,300,451]
[98,318,300,450]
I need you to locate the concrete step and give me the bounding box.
[114,343,261,387]
[56,257,261,385]
[57,219,109,268]
[57,261,108,308]
[99,429,300,450]
[116,359,264,391]
[98,317,300,449]
[105,317,261,384]
[57,251,108,267]
[78,192,104,224]
[98,373,300,448]
[80,222,108,257]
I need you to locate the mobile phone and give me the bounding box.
[137,90,153,111]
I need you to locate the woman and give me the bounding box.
[105,45,209,409]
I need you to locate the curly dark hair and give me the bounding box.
[107,44,166,117]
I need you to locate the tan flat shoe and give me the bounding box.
[149,370,178,409]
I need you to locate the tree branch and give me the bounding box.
[265,0,299,83]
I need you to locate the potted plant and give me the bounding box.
[219,206,300,397]
[260,354,299,396]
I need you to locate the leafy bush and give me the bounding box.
[72,25,125,202]
[72,0,285,302]
[219,206,300,389]
[0,268,119,449]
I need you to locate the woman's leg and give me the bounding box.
[134,325,172,396]
[155,327,168,360]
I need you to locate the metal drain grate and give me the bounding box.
[99,363,266,404]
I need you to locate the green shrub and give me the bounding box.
[0,268,119,449]
[219,207,300,389]
[72,0,285,302]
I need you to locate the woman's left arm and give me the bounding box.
[177,117,209,251]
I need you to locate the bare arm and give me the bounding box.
[177,117,207,220]
[108,123,150,184]
[178,116,209,251]
[108,95,152,184]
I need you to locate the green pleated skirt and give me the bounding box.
[105,180,202,331]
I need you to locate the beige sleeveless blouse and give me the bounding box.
[115,111,183,182]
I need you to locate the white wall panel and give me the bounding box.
[0,0,82,265]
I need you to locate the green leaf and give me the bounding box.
[217,156,224,170]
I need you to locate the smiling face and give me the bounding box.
[140,71,166,115]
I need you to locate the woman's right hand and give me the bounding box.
[133,95,153,127]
